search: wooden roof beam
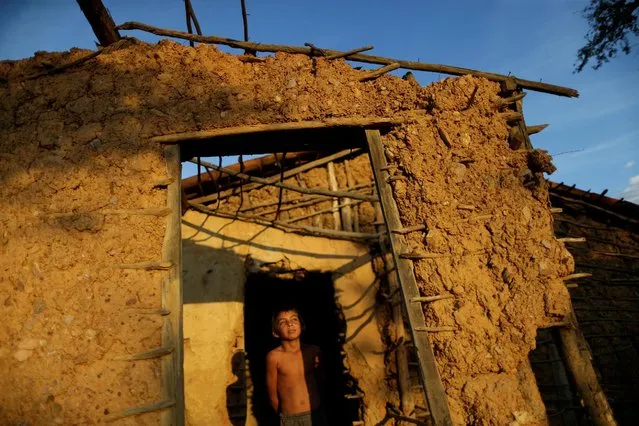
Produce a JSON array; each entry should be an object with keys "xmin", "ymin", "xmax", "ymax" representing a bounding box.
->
[{"xmin": 77, "ymin": 0, "xmax": 120, "ymax": 47}]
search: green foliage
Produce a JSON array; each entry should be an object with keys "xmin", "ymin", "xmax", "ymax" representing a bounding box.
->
[{"xmin": 575, "ymin": 0, "xmax": 639, "ymax": 72}]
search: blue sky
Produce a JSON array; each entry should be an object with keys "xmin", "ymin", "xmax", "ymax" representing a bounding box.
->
[{"xmin": 1, "ymin": 1, "xmax": 637, "ymax": 201}]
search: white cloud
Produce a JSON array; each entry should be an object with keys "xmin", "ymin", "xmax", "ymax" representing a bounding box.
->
[
  {"xmin": 622, "ymin": 174, "xmax": 639, "ymax": 202},
  {"xmin": 625, "ymin": 160, "xmax": 635, "ymax": 169}
]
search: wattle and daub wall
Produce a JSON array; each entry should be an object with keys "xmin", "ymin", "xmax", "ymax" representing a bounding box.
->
[{"xmin": 1, "ymin": 38, "xmax": 572, "ymax": 425}]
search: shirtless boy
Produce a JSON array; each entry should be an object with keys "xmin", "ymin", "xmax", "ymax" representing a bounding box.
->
[{"xmin": 266, "ymin": 307, "xmax": 327, "ymax": 426}]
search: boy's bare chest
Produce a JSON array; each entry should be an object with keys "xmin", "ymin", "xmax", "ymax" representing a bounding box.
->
[{"xmin": 278, "ymin": 352, "xmax": 314, "ymax": 377}]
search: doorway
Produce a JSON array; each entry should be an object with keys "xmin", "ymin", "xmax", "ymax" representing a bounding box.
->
[{"xmin": 243, "ymin": 272, "xmax": 362, "ymax": 426}]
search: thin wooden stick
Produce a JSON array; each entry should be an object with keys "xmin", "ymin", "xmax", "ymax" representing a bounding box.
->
[
  {"xmin": 595, "ymin": 252, "xmax": 639, "ymax": 260},
  {"xmin": 391, "ymin": 224, "xmax": 427, "ymax": 234},
  {"xmin": 549, "ymin": 192, "xmax": 638, "ymax": 225},
  {"xmin": 563, "ymin": 273, "xmax": 593, "ymax": 281},
  {"xmin": 241, "ymin": 183, "xmax": 372, "ymax": 214},
  {"xmin": 115, "ymin": 261, "xmax": 173, "ymax": 270},
  {"xmin": 116, "ymin": 21, "xmax": 579, "ymax": 97},
  {"xmin": 196, "ymin": 159, "xmax": 378, "ymax": 202},
  {"xmin": 240, "ymin": 0, "xmax": 249, "ymax": 42},
  {"xmin": 462, "ymin": 85, "xmax": 479, "ymax": 110},
  {"xmin": 184, "ymin": 0, "xmax": 194, "ymax": 47},
  {"xmin": 189, "ymin": 202, "xmax": 381, "ymax": 241},
  {"xmin": 327, "ymin": 162, "xmax": 342, "ymax": 230},
  {"xmin": 326, "ymin": 45, "xmax": 374, "ymax": 60},
  {"xmin": 400, "ymin": 252, "xmax": 450, "ymax": 260},
  {"xmin": 282, "ymin": 200, "xmax": 364, "ymax": 224},
  {"xmin": 152, "ymin": 118, "xmax": 397, "ymax": 143},
  {"xmin": 498, "ymin": 92, "xmax": 527, "ymax": 105},
  {"xmin": 115, "ymin": 346, "xmax": 174, "ymax": 361},
  {"xmin": 558, "ymin": 237, "xmax": 587, "ymax": 243},
  {"xmin": 105, "ymin": 400, "xmax": 176, "ymax": 422},
  {"xmin": 500, "ymin": 111, "xmax": 523, "ymax": 122},
  {"xmin": 527, "ymin": 124, "xmax": 549, "ymax": 135},
  {"xmin": 187, "ymin": 0, "xmax": 202, "ymax": 36},
  {"xmin": 457, "ymin": 204, "xmax": 475, "ymax": 211},
  {"xmin": 550, "ymin": 207, "xmax": 563, "ymax": 213},
  {"xmin": 23, "ymin": 38, "xmax": 129, "ymax": 81},
  {"xmin": 414, "ymin": 326, "xmax": 456, "ymax": 332},
  {"xmin": 345, "ymin": 159, "xmax": 359, "ymax": 232},
  {"xmin": 190, "ymin": 149, "xmax": 365, "ymax": 205},
  {"xmin": 359, "ymin": 63, "xmax": 401, "ymax": 82},
  {"xmin": 410, "ymin": 294, "xmax": 454, "ymax": 303},
  {"xmin": 435, "ymin": 123, "xmax": 452, "ymax": 148}
]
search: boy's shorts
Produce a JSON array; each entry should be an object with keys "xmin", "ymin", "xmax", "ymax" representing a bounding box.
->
[{"xmin": 280, "ymin": 408, "xmax": 328, "ymax": 426}]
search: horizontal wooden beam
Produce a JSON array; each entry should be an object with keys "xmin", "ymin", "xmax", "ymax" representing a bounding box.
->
[
  {"xmin": 151, "ymin": 117, "xmax": 397, "ymax": 144},
  {"xmin": 117, "ymin": 21, "xmax": 579, "ymax": 98},
  {"xmin": 195, "ymin": 158, "xmax": 378, "ymax": 202}
]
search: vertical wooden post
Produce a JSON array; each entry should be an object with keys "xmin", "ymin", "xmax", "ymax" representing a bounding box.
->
[
  {"xmin": 365, "ymin": 129, "xmax": 452, "ymax": 425},
  {"xmin": 76, "ymin": 0, "xmax": 121, "ymax": 46},
  {"xmin": 558, "ymin": 316, "xmax": 617, "ymax": 426},
  {"xmin": 161, "ymin": 145, "xmax": 185, "ymax": 426},
  {"xmin": 344, "ymin": 160, "xmax": 356, "ymax": 232},
  {"xmin": 374, "ymin": 204, "xmax": 414, "ymax": 416},
  {"xmin": 327, "ymin": 162, "xmax": 342, "ymax": 230}
]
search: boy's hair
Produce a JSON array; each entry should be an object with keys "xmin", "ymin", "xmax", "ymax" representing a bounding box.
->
[{"xmin": 271, "ymin": 305, "xmax": 304, "ymax": 332}]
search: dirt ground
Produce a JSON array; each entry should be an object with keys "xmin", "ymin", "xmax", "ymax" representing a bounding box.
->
[{"xmin": 2, "ymin": 39, "xmax": 573, "ymax": 425}]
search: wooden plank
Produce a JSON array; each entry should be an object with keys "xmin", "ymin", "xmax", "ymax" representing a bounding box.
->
[
  {"xmin": 117, "ymin": 22, "xmax": 579, "ymax": 97},
  {"xmin": 151, "ymin": 118, "xmax": 397, "ymax": 144},
  {"xmin": 76, "ymin": 0, "xmax": 120, "ymax": 46},
  {"xmin": 365, "ymin": 129, "xmax": 452, "ymax": 425},
  {"xmin": 161, "ymin": 145, "xmax": 184, "ymax": 426}
]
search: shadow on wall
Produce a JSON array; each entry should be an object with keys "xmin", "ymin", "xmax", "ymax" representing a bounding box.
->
[
  {"xmin": 182, "ymin": 216, "xmax": 375, "ymax": 305},
  {"xmin": 182, "ymin": 215, "xmax": 380, "ymax": 425}
]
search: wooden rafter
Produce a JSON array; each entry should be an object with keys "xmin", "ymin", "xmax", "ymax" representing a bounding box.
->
[
  {"xmin": 76, "ymin": 0, "xmax": 120, "ymax": 46},
  {"xmin": 117, "ymin": 21, "xmax": 579, "ymax": 97}
]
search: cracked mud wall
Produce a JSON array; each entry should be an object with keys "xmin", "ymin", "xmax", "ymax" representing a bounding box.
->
[{"xmin": 1, "ymin": 38, "xmax": 573, "ymax": 425}]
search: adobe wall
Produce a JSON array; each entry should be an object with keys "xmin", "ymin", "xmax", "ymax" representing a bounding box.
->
[
  {"xmin": 181, "ymin": 210, "xmax": 393, "ymax": 425},
  {"xmin": 553, "ymin": 202, "xmax": 638, "ymax": 424},
  {"xmin": 1, "ymin": 38, "xmax": 573, "ymax": 425}
]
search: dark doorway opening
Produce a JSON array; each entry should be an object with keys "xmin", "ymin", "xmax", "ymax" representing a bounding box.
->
[
  {"xmin": 529, "ymin": 328, "xmax": 588, "ymax": 425},
  {"xmin": 243, "ymin": 271, "xmax": 362, "ymax": 426}
]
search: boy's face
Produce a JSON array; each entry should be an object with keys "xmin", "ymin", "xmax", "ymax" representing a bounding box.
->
[{"xmin": 273, "ymin": 310, "xmax": 302, "ymax": 341}]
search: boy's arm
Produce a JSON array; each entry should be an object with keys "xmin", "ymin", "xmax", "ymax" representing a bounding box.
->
[{"xmin": 265, "ymin": 351, "xmax": 279, "ymax": 413}]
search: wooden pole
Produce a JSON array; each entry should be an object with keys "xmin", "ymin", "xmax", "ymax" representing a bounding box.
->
[
  {"xmin": 116, "ymin": 22, "xmax": 580, "ymax": 97},
  {"xmin": 194, "ymin": 159, "xmax": 378, "ymax": 202},
  {"xmin": 374, "ymin": 204, "xmax": 414, "ymax": 416},
  {"xmin": 190, "ymin": 149, "xmax": 366, "ymax": 205},
  {"xmin": 557, "ymin": 317, "xmax": 618, "ymax": 426},
  {"xmin": 76, "ymin": 0, "xmax": 121, "ymax": 46},
  {"xmin": 345, "ymin": 160, "xmax": 359, "ymax": 232},
  {"xmin": 326, "ymin": 45, "xmax": 374, "ymax": 60},
  {"xmin": 184, "ymin": 0, "xmax": 194, "ymax": 47},
  {"xmin": 366, "ymin": 129, "xmax": 453, "ymax": 425},
  {"xmin": 160, "ymin": 145, "xmax": 184, "ymax": 426},
  {"xmin": 151, "ymin": 117, "xmax": 397, "ymax": 143},
  {"xmin": 327, "ymin": 162, "xmax": 342, "ymax": 230},
  {"xmin": 359, "ymin": 63, "xmax": 401, "ymax": 82},
  {"xmin": 240, "ymin": 0, "xmax": 249, "ymax": 42},
  {"xmin": 189, "ymin": 201, "xmax": 380, "ymax": 241}
]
